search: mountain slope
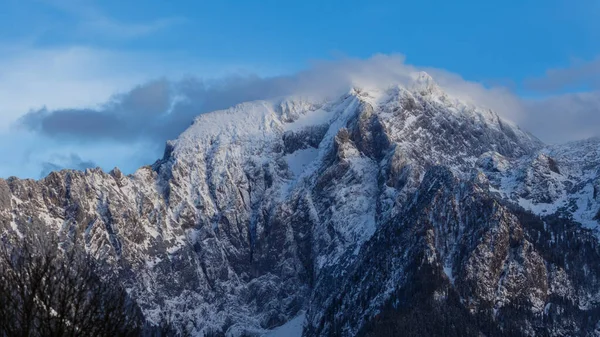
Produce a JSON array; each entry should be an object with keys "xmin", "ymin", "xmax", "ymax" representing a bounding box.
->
[{"xmin": 1, "ymin": 72, "xmax": 599, "ymax": 336}]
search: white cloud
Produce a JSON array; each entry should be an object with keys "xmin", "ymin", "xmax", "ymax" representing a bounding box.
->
[
  {"xmin": 41, "ymin": 0, "xmax": 186, "ymax": 40},
  {"xmin": 525, "ymin": 57, "xmax": 600, "ymax": 92},
  {"xmin": 84, "ymin": 16, "xmax": 187, "ymax": 40}
]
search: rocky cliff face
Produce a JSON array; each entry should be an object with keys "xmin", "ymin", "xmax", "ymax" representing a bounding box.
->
[{"xmin": 1, "ymin": 72, "xmax": 599, "ymax": 336}]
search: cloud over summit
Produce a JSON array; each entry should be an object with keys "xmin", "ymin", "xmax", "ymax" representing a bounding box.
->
[{"xmin": 7, "ymin": 54, "xmax": 600, "ymax": 178}]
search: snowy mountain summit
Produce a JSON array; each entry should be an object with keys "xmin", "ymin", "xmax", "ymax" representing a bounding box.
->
[{"xmin": 1, "ymin": 72, "xmax": 600, "ymax": 336}]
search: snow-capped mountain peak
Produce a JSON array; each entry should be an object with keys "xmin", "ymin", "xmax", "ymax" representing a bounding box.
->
[
  {"xmin": 1, "ymin": 72, "xmax": 599, "ymax": 336},
  {"xmin": 411, "ymin": 70, "xmax": 443, "ymax": 95}
]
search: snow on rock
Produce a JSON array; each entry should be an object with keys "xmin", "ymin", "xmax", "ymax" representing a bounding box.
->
[
  {"xmin": 284, "ymin": 148, "xmax": 320, "ymax": 178},
  {"xmin": 262, "ymin": 312, "xmax": 305, "ymax": 337},
  {"xmin": 481, "ymin": 137, "xmax": 600, "ymax": 235}
]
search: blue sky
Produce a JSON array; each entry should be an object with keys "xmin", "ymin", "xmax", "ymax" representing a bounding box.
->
[
  {"xmin": 3, "ymin": 0, "xmax": 597, "ymax": 87},
  {"xmin": 0, "ymin": 0, "xmax": 599, "ymax": 178}
]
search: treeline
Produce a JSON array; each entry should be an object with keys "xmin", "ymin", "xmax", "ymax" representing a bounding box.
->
[{"xmin": 0, "ymin": 225, "xmax": 142, "ymax": 337}]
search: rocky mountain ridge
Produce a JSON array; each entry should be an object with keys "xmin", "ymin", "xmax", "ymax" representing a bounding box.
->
[{"xmin": 0, "ymin": 72, "xmax": 599, "ymax": 336}]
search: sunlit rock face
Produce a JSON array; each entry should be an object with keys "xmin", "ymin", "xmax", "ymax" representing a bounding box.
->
[{"xmin": 1, "ymin": 73, "xmax": 599, "ymax": 336}]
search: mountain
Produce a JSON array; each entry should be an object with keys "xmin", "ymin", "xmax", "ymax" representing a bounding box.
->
[{"xmin": 1, "ymin": 72, "xmax": 599, "ymax": 336}]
